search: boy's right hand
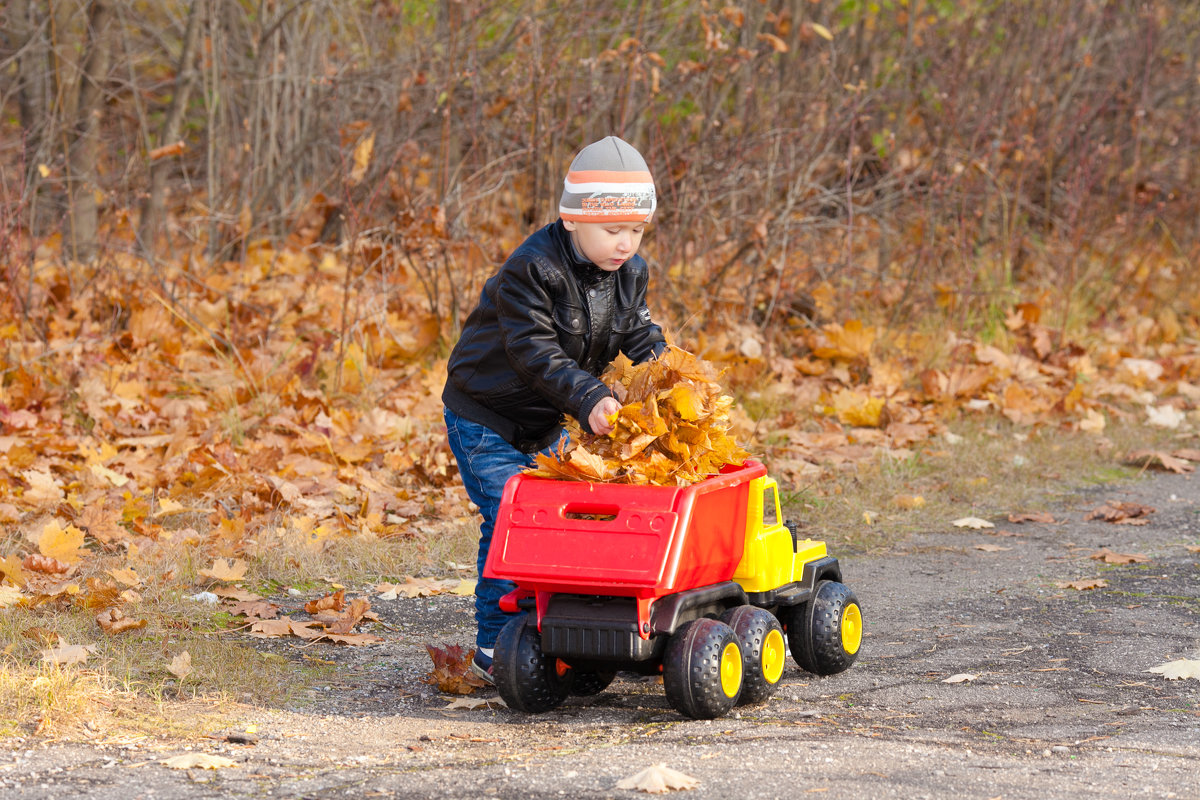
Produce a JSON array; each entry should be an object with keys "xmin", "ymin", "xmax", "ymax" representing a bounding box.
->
[{"xmin": 588, "ymin": 396, "xmax": 622, "ymax": 436}]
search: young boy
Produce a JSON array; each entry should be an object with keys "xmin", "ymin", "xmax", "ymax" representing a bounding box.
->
[{"xmin": 441, "ymin": 136, "xmax": 667, "ymax": 684}]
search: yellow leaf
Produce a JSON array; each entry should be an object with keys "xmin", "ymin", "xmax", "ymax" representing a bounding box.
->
[
  {"xmin": 38, "ymin": 164, "xmax": 51, "ymax": 178},
  {"xmin": 811, "ymin": 23, "xmax": 834, "ymax": 41},
  {"xmin": 831, "ymin": 390, "xmax": 885, "ymax": 428},
  {"xmin": 811, "ymin": 320, "xmax": 874, "ymax": 361},
  {"xmin": 38, "ymin": 521, "xmax": 87, "ymax": 565},
  {"xmin": 892, "ymin": 494, "xmax": 925, "ymax": 510},
  {"xmin": 350, "ymin": 131, "xmax": 375, "ymax": 185},
  {"xmin": 951, "ymin": 517, "xmax": 994, "ymax": 529},
  {"xmin": 106, "ymin": 567, "xmax": 142, "ymax": 587},
  {"xmin": 198, "ymin": 558, "xmax": 248, "ymax": 582}
]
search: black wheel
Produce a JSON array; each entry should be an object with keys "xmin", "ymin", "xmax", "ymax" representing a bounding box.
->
[
  {"xmin": 569, "ymin": 670, "xmax": 616, "ymax": 696},
  {"xmin": 783, "ymin": 580, "xmax": 862, "ymax": 675},
  {"xmin": 720, "ymin": 606, "xmax": 786, "ymax": 705},
  {"xmin": 492, "ymin": 612, "xmax": 570, "ymax": 713},
  {"xmin": 662, "ymin": 618, "xmax": 743, "ymax": 719}
]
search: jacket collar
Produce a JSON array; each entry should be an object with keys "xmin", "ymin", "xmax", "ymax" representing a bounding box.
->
[{"xmin": 551, "ymin": 219, "xmax": 609, "ymax": 286}]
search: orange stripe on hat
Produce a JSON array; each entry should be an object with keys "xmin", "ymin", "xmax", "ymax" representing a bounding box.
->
[{"xmin": 565, "ymin": 169, "xmax": 654, "ymax": 184}]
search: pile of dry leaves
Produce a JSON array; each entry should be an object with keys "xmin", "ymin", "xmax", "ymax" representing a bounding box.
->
[{"xmin": 528, "ymin": 346, "xmax": 750, "ymax": 486}]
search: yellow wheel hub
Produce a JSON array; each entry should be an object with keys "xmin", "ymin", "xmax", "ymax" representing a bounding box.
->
[
  {"xmin": 841, "ymin": 603, "xmax": 863, "ymax": 655},
  {"xmin": 719, "ymin": 642, "xmax": 742, "ymax": 698},
  {"xmin": 761, "ymin": 629, "xmax": 786, "ymax": 684}
]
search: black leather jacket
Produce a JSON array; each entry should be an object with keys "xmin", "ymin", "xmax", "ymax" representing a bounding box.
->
[{"xmin": 442, "ymin": 220, "xmax": 666, "ymax": 452}]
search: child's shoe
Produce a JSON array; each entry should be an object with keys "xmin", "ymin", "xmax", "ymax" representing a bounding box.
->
[{"xmin": 470, "ymin": 649, "xmax": 494, "ymax": 686}]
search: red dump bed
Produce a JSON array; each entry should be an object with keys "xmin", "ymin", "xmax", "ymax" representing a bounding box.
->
[{"xmin": 484, "ymin": 460, "xmax": 764, "ymax": 599}]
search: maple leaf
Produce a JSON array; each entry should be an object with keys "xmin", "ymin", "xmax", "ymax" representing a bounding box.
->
[
  {"xmin": 325, "ymin": 596, "xmax": 371, "ymax": 635},
  {"xmin": 811, "ymin": 319, "xmax": 875, "ymax": 361},
  {"xmin": 830, "ymin": 389, "xmax": 885, "ymax": 428},
  {"xmin": 0, "ymin": 553, "xmax": 28, "ymax": 586},
  {"xmin": 1124, "ymin": 449, "xmax": 1194, "ymax": 474},
  {"xmin": 0, "ymin": 585, "xmax": 25, "ymax": 608},
  {"xmin": 106, "ymin": 567, "xmax": 142, "ymax": 587},
  {"xmin": 199, "ymin": 558, "xmax": 248, "ymax": 582},
  {"xmin": 229, "ymin": 599, "xmax": 279, "ymax": 619},
  {"xmin": 1088, "ymin": 548, "xmax": 1150, "ymax": 565},
  {"xmin": 37, "ymin": 521, "xmax": 86, "ymax": 565},
  {"xmin": 1055, "ymin": 578, "xmax": 1108, "ymax": 590},
  {"xmin": 1146, "ymin": 659, "xmax": 1200, "ymax": 681},
  {"xmin": 96, "ymin": 608, "xmax": 149, "ymax": 634},
  {"xmin": 1084, "ymin": 501, "xmax": 1155, "ymax": 524},
  {"xmin": 23, "ymin": 554, "xmax": 71, "ymax": 575},
  {"xmin": 168, "ymin": 651, "xmax": 193, "ymax": 680},
  {"xmin": 304, "ymin": 589, "xmax": 346, "ymax": 614},
  {"xmin": 41, "ymin": 641, "xmax": 97, "ymax": 665},
  {"xmin": 424, "ymin": 643, "xmax": 485, "ymax": 694},
  {"xmin": 1007, "ymin": 511, "xmax": 1056, "ymax": 524},
  {"xmin": 248, "ymin": 617, "xmax": 294, "ymax": 638},
  {"xmin": 616, "ymin": 763, "xmax": 701, "ymax": 793},
  {"xmin": 942, "ymin": 673, "xmax": 979, "ymax": 683}
]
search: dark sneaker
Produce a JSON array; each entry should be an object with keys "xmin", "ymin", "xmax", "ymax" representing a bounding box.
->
[{"xmin": 470, "ymin": 650, "xmax": 494, "ymax": 686}]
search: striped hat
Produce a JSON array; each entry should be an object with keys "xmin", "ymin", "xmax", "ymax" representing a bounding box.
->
[{"xmin": 559, "ymin": 136, "xmax": 656, "ymax": 223}]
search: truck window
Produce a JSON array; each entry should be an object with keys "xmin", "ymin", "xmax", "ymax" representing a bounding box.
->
[{"xmin": 762, "ymin": 486, "xmax": 779, "ymax": 526}]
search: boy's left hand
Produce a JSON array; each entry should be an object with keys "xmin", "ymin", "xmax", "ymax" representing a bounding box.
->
[{"xmin": 588, "ymin": 396, "xmax": 622, "ymax": 436}]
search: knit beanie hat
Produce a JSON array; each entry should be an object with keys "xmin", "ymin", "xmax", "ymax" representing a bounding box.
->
[{"xmin": 559, "ymin": 136, "xmax": 656, "ymax": 223}]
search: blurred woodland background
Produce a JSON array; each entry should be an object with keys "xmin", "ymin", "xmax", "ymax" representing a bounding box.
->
[{"xmin": 2, "ymin": 0, "xmax": 1199, "ymax": 550}]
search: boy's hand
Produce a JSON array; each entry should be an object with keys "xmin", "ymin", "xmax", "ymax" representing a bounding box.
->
[{"xmin": 588, "ymin": 396, "xmax": 622, "ymax": 436}]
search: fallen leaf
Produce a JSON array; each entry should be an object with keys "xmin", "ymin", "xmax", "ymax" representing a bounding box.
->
[
  {"xmin": 305, "ymin": 590, "xmax": 346, "ymax": 614},
  {"xmin": 325, "ymin": 596, "xmax": 371, "ymax": 635},
  {"xmin": 1124, "ymin": 449, "xmax": 1194, "ymax": 474},
  {"xmin": 444, "ymin": 696, "xmax": 506, "ymax": 710},
  {"xmin": 616, "ymin": 763, "xmax": 701, "ymax": 793},
  {"xmin": 96, "ymin": 608, "xmax": 148, "ymax": 634},
  {"xmin": 0, "ymin": 585, "xmax": 25, "ymax": 608},
  {"xmin": 1088, "ymin": 548, "xmax": 1150, "ymax": 565},
  {"xmin": 1145, "ymin": 404, "xmax": 1185, "ymax": 429},
  {"xmin": 942, "ymin": 673, "xmax": 979, "ymax": 683},
  {"xmin": 106, "ymin": 567, "xmax": 142, "ymax": 587},
  {"xmin": 891, "ymin": 494, "xmax": 926, "ymax": 510},
  {"xmin": 198, "ymin": 558, "xmax": 247, "ymax": 582},
  {"xmin": 1055, "ymin": 579, "xmax": 1108, "ymax": 590},
  {"xmin": 162, "ymin": 753, "xmax": 237, "ymax": 770},
  {"xmin": 1084, "ymin": 501, "xmax": 1155, "ymax": 524},
  {"xmin": 424, "ymin": 643, "xmax": 485, "ymax": 694},
  {"xmin": 952, "ymin": 517, "xmax": 994, "ymax": 529},
  {"xmin": 229, "ymin": 599, "xmax": 279, "ymax": 619},
  {"xmin": 1172, "ymin": 449, "xmax": 1200, "ymax": 463},
  {"xmin": 22, "ymin": 554, "xmax": 71, "ymax": 574},
  {"xmin": 41, "ymin": 642, "xmax": 97, "ymax": 665},
  {"xmin": 1007, "ymin": 511, "xmax": 1056, "ymax": 524},
  {"xmin": 1146, "ymin": 659, "xmax": 1200, "ymax": 680},
  {"xmin": 974, "ymin": 544, "xmax": 1011, "ymax": 552},
  {"xmin": 37, "ymin": 521, "xmax": 87, "ymax": 565},
  {"xmin": 168, "ymin": 651, "xmax": 193, "ymax": 680}
]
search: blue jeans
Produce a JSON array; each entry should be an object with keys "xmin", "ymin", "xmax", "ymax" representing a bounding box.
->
[{"xmin": 443, "ymin": 407, "xmax": 563, "ymax": 650}]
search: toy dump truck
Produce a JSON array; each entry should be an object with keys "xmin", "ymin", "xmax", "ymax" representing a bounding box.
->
[{"xmin": 484, "ymin": 459, "xmax": 862, "ymax": 719}]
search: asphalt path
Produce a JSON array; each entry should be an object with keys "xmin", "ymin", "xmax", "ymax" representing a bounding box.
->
[{"xmin": 3, "ymin": 470, "xmax": 1198, "ymax": 799}]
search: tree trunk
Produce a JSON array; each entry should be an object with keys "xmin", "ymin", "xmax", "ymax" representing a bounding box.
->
[
  {"xmin": 65, "ymin": 0, "xmax": 114, "ymax": 264},
  {"xmin": 137, "ymin": 0, "xmax": 205, "ymax": 255},
  {"xmin": 9, "ymin": 0, "xmax": 57, "ymax": 236}
]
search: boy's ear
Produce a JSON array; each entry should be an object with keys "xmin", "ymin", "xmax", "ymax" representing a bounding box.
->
[{"xmin": 562, "ymin": 219, "xmax": 577, "ymax": 231}]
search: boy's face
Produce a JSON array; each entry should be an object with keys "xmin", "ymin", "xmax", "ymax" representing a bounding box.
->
[{"xmin": 563, "ymin": 218, "xmax": 649, "ymax": 272}]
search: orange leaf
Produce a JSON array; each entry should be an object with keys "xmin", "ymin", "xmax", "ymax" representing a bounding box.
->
[{"xmin": 37, "ymin": 521, "xmax": 86, "ymax": 565}]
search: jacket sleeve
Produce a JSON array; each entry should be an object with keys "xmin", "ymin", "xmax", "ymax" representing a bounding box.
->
[{"xmin": 492, "ymin": 256, "xmax": 612, "ymax": 433}]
